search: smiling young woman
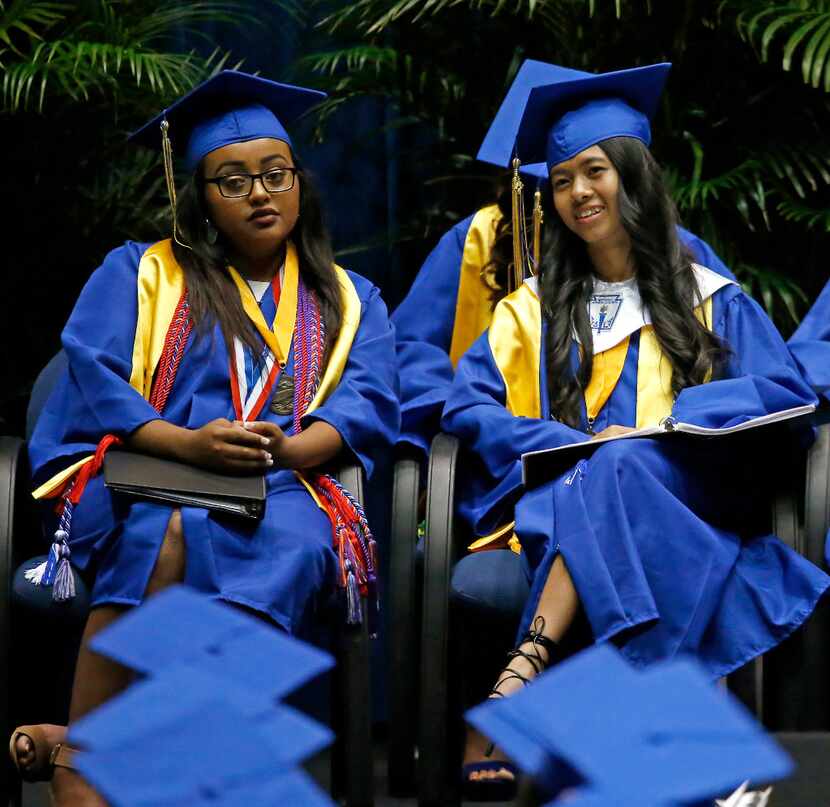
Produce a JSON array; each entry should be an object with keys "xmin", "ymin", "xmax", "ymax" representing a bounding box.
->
[
  {"xmin": 444, "ymin": 63, "xmax": 830, "ymax": 802},
  {"xmin": 11, "ymin": 71, "xmax": 399, "ymax": 806}
]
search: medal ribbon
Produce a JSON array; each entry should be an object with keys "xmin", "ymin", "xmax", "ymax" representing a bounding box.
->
[{"xmin": 227, "ymin": 242, "xmax": 298, "ymax": 422}]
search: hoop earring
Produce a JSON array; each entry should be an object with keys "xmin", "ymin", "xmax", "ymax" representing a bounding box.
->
[{"xmin": 205, "ymin": 219, "xmax": 218, "ymax": 245}]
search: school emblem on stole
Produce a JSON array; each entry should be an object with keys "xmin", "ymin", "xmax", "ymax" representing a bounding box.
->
[{"xmin": 589, "ymin": 293, "xmax": 623, "ymax": 333}]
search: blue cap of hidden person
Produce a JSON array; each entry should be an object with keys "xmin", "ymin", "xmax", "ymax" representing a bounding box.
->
[
  {"xmin": 477, "ymin": 59, "xmax": 591, "ymax": 180},
  {"xmin": 466, "ymin": 644, "xmax": 793, "ymax": 806},
  {"xmin": 511, "ymin": 63, "xmax": 671, "ymax": 173},
  {"xmin": 129, "ymin": 70, "xmax": 327, "ymax": 172}
]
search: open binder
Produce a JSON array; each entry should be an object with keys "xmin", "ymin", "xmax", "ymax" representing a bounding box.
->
[
  {"xmin": 521, "ymin": 403, "xmax": 816, "ymax": 491},
  {"xmin": 104, "ymin": 450, "xmax": 266, "ymax": 520}
]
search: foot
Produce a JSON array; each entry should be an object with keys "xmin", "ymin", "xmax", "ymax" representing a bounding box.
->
[
  {"xmin": 51, "ymin": 765, "xmax": 108, "ymax": 807},
  {"xmin": 462, "ymin": 617, "xmax": 559, "ymax": 793},
  {"xmin": 11, "ymin": 724, "xmax": 66, "ymax": 781}
]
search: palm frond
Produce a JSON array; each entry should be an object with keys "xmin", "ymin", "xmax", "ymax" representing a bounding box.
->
[
  {"xmin": 734, "ymin": 261, "xmax": 808, "ymax": 325},
  {"xmin": 735, "ymin": 0, "xmax": 830, "ymax": 91},
  {"xmin": 2, "ymin": 40, "xmax": 229, "ymax": 111},
  {"xmin": 776, "ymin": 196, "xmax": 830, "ymax": 230},
  {"xmin": 0, "ymin": 0, "xmax": 68, "ymax": 54},
  {"xmin": 295, "ymin": 45, "xmax": 397, "ymax": 77},
  {"xmin": 318, "ymin": 0, "xmax": 613, "ymax": 36}
]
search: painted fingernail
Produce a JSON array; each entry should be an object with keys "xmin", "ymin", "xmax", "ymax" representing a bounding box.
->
[
  {"xmin": 265, "ymin": 458, "xmax": 274, "ymax": 466},
  {"xmin": 260, "ymin": 436, "xmax": 270, "ymax": 446}
]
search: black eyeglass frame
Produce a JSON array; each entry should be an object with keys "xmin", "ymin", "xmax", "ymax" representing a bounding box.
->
[{"xmin": 203, "ymin": 166, "xmax": 299, "ymax": 198}]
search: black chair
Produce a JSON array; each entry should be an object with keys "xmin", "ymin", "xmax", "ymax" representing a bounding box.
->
[
  {"xmin": 386, "ymin": 447, "xmax": 421, "ymax": 795},
  {"xmin": 418, "ymin": 426, "xmax": 830, "ymax": 807},
  {"xmin": 0, "ymin": 353, "xmax": 375, "ymax": 807}
]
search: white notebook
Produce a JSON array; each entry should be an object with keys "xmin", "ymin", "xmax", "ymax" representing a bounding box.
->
[{"xmin": 520, "ymin": 403, "xmax": 816, "ymax": 490}]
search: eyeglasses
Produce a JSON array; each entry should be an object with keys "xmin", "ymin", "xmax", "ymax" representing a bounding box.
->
[{"xmin": 203, "ymin": 166, "xmax": 298, "ymax": 198}]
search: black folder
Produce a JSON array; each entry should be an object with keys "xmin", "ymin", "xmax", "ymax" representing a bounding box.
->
[{"xmin": 104, "ymin": 450, "xmax": 265, "ymax": 520}]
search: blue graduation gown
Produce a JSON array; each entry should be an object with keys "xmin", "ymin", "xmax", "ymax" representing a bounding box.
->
[
  {"xmin": 29, "ymin": 241, "xmax": 399, "ymax": 633},
  {"xmin": 442, "ymin": 280, "xmax": 829, "ymax": 679},
  {"xmin": 789, "ymin": 278, "xmax": 830, "ymax": 401},
  {"xmin": 393, "ymin": 206, "xmax": 737, "ymax": 454}
]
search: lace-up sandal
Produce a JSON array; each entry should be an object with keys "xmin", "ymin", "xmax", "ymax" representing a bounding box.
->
[
  {"xmin": 462, "ymin": 617, "xmax": 560, "ymax": 802},
  {"xmin": 8, "ymin": 724, "xmax": 67, "ymax": 782}
]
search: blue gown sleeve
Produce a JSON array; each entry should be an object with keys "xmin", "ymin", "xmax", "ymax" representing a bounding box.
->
[
  {"xmin": 441, "ymin": 331, "xmax": 586, "ymax": 533},
  {"xmin": 677, "ymin": 226, "xmax": 737, "ymax": 281},
  {"xmin": 672, "ymin": 285, "xmax": 817, "ymax": 428},
  {"xmin": 29, "ymin": 242, "xmax": 162, "ymax": 481},
  {"xmin": 788, "ymin": 279, "xmax": 830, "ymax": 400},
  {"xmin": 303, "ymin": 273, "xmax": 400, "ymax": 479},
  {"xmin": 391, "ymin": 216, "xmax": 473, "ymax": 453}
]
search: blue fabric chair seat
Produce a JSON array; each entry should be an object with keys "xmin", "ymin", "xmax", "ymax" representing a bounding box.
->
[
  {"xmin": 449, "ymin": 549, "xmax": 529, "ymax": 619},
  {"xmin": 12, "ymin": 555, "xmax": 91, "ymax": 625}
]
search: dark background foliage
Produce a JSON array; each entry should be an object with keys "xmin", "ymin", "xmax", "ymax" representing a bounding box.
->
[{"xmin": 2, "ymin": 0, "xmax": 829, "ymax": 433}]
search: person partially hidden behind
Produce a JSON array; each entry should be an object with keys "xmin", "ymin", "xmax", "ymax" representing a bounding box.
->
[
  {"xmin": 10, "ymin": 71, "xmax": 398, "ymax": 806},
  {"xmin": 441, "ymin": 62, "xmax": 830, "ymax": 801}
]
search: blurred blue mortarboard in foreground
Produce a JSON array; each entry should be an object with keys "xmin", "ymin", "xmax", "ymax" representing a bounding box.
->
[
  {"xmin": 476, "ymin": 59, "xmax": 590, "ymax": 180},
  {"xmin": 467, "ymin": 644, "xmax": 793, "ymax": 806},
  {"xmin": 72, "ymin": 689, "xmax": 333, "ymax": 806},
  {"xmin": 512, "ymin": 63, "xmax": 671, "ymax": 173},
  {"xmin": 89, "ymin": 584, "xmax": 333, "ymax": 701},
  {"xmin": 129, "ymin": 70, "xmax": 326, "ymax": 172},
  {"xmin": 69, "ymin": 666, "xmax": 333, "ymax": 763}
]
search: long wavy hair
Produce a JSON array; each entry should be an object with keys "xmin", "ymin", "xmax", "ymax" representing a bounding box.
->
[
  {"xmin": 172, "ymin": 153, "xmax": 342, "ymax": 364},
  {"xmin": 539, "ymin": 136, "xmax": 727, "ymax": 428}
]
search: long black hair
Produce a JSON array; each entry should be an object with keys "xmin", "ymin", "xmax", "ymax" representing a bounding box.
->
[
  {"xmin": 539, "ymin": 136, "xmax": 727, "ymax": 428},
  {"xmin": 172, "ymin": 153, "xmax": 342, "ymax": 364}
]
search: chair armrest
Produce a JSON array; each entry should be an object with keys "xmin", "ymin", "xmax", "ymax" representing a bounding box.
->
[
  {"xmin": 387, "ymin": 447, "xmax": 421, "ymax": 794},
  {"xmin": 334, "ymin": 461, "xmax": 364, "ymax": 506},
  {"xmin": 804, "ymin": 423, "xmax": 830, "ymax": 568},
  {"xmin": 419, "ymin": 432, "xmax": 461, "ymax": 805},
  {"xmin": 0, "ymin": 437, "xmax": 25, "ymax": 579}
]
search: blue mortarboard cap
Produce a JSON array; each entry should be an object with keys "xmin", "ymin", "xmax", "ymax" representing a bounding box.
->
[
  {"xmin": 467, "ymin": 645, "xmax": 793, "ymax": 806},
  {"xmin": 512, "ymin": 63, "xmax": 671, "ymax": 172},
  {"xmin": 73, "ymin": 693, "xmax": 332, "ymax": 806},
  {"xmin": 129, "ymin": 70, "xmax": 326, "ymax": 172},
  {"xmin": 477, "ymin": 59, "xmax": 591, "ymax": 180},
  {"xmin": 89, "ymin": 585, "xmax": 333, "ymax": 700},
  {"xmin": 69, "ymin": 666, "xmax": 333, "ymax": 763}
]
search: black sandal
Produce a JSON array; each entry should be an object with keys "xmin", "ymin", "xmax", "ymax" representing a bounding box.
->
[{"xmin": 462, "ymin": 617, "xmax": 560, "ymax": 802}]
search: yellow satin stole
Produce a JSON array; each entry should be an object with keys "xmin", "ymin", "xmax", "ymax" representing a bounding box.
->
[{"xmin": 34, "ymin": 240, "xmax": 361, "ymax": 499}]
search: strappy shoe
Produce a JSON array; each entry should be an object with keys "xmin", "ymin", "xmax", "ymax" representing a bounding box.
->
[
  {"xmin": 462, "ymin": 617, "xmax": 560, "ymax": 802},
  {"xmin": 8, "ymin": 724, "xmax": 67, "ymax": 782}
]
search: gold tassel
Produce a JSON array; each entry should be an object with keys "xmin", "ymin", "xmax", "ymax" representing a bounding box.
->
[
  {"xmin": 532, "ymin": 185, "xmax": 543, "ymax": 275},
  {"xmin": 160, "ymin": 119, "xmax": 191, "ymax": 251},
  {"xmin": 510, "ymin": 157, "xmax": 525, "ymax": 294}
]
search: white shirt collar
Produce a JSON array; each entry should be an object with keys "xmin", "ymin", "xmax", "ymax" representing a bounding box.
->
[{"xmin": 523, "ymin": 264, "xmax": 735, "ymax": 354}]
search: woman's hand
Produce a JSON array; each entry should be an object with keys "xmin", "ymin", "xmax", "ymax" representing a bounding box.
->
[
  {"xmin": 591, "ymin": 425, "xmax": 637, "ymax": 441},
  {"xmin": 130, "ymin": 417, "xmax": 272, "ymax": 474},
  {"xmin": 243, "ymin": 420, "xmax": 343, "ymax": 470}
]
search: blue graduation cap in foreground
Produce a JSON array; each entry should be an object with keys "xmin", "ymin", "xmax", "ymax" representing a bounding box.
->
[
  {"xmin": 477, "ymin": 59, "xmax": 590, "ymax": 180},
  {"xmin": 467, "ymin": 645, "xmax": 793, "ymax": 806},
  {"xmin": 129, "ymin": 70, "xmax": 326, "ymax": 171},
  {"xmin": 89, "ymin": 585, "xmax": 333, "ymax": 701},
  {"xmin": 512, "ymin": 63, "xmax": 671, "ymax": 172},
  {"xmin": 69, "ymin": 666, "xmax": 333, "ymax": 763},
  {"xmin": 73, "ymin": 690, "xmax": 333, "ymax": 807}
]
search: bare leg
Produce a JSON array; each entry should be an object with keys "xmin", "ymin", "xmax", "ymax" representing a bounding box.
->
[
  {"xmin": 51, "ymin": 511, "xmax": 186, "ymax": 807},
  {"xmin": 464, "ymin": 554, "xmax": 580, "ymax": 783}
]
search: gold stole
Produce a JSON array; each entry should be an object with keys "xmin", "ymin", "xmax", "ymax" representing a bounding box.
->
[
  {"xmin": 469, "ymin": 284, "xmax": 714, "ymax": 552},
  {"xmin": 34, "ymin": 239, "xmax": 361, "ymax": 500},
  {"xmin": 448, "ymin": 205, "xmax": 504, "ymax": 369}
]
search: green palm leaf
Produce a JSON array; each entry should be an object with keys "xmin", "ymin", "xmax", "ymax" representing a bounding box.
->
[{"xmin": 734, "ymin": 0, "xmax": 830, "ymax": 91}]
